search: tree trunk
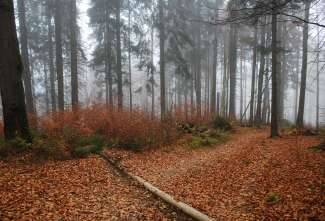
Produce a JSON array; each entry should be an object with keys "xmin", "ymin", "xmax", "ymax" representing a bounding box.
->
[
  {"xmin": 17, "ymin": 0, "xmax": 35, "ymax": 114},
  {"xmin": 116, "ymin": 0, "xmax": 123, "ymax": 110},
  {"xmin": 0, "ymin": 0, "xmax": 31, "ymax": 141},
  {"xmin": 70, "ymin": 0, "xmax": 78, "ymax": 108},
  {"xmin": 316, "ymin": 25, "xmax": 320, "ymax": 131},
  {"xmin": 55, "ymin": 0, "xmax": 64, "ymax": 111},
  {"xmin": 159, "ymin": 0, "xmax": 166, "ymax": 118},
  {"xmin": 46, "ymin": 2, "xmax": 57, "ymax": 112},
  {"xmin": 297, "ymin": 1, "xmax": 311, "ymax": 128},
  {"xmin": 249, "ymin": 26, "xmax": 257, "ymax": 126},
  {"xmin": 271, "ymin": 7, "xmax": 279, "ymax": 137},
  {"xmin": 104, "ymin": 3, "xmax": 113, "ymax": 107},
  {"xmin": 228, "ymin": 22, "xmax": 238, "ymax": 119},
  {"xmin": 210, "ymin": 8, "xmax": 218, "ymax": 115},
  {"xmin": 128, "ymin": 0, "xmax": 132, "ymax": 112},
  {"xmin": 255, "ymin": 17, "xmax": 266, "ymax": 125}
]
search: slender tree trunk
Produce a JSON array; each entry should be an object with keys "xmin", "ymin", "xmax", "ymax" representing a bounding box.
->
[
  {"xmin": 294, "ymin": 48, "xmax": 300, "ymax": 120},
  {"xmin": 46, "ymin": 3, "xmax": 56, "ymax": 112},
  {"xmin": 255, "ymin": 17, "xmax": 266, "ymax": 125},
  {"xmin": 43, "ymin": 62, "xmax": 50, "ymax": 113},
  {"xmin": 221, "ymin": 29, "xmax": 228, "ymax": 116},
  {"xmin": 297, "ymin": 0, "xmax": 311, "ymax": 128},
  {"xmin": 104, "ymin": 4, "xmax": 113, "ymax": 107},
  {"xmin": 211, "ymin": 8, "xmax": 218, "ymax": 115},
  {"xmin": 159, "ymin": 0, "xmax": 166, "ymax": 118},
  {"xmin": 249, "ymin": 26, "xmax": 258, "ymax": 126},
  {"xmin": 128, "ymin": 0, "xmax": 132, "ymax": 111},
  {"xmin": 240, "ymin": 46, "xmax": 243, "ymax": 123},
  {"xmin": 17, "ymin": 0, "xmax": 35, "ymax": 114},
  {"xmin": 0, "ymin": 0, "xmax": 31, "ymax": 141},
  {"xmin": 262, "ymin": 56, "xmax": 270, "ymax": 124},
  {"xmin": 55, "ymin": 0, "xmax": 64, "ymax": 111},
  {"xmin": 228, "ymin": 22, "xmax": 238, "ymax": 118},
  {"xmin": 316, "ymin": 25, "xmax": 320, "ymax": 131},
  {"xmin": 151, "ymin": 17, "xmax": 155, "ymax": 119},
  {"xmin": 271, "ymin": 7, "xmax": 279, "ymax": 137},
  {"xmin": 70, "ymin": 0, "xmax": 78, "ymax": 108},
  {"xmin": 116, "ymin": 0, "xmax": 123, "ymax": 110}
]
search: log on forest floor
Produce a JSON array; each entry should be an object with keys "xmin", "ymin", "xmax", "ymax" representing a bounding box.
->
[{"xmin": 100, "ymin": 153, "xmax": 214, "ymax": 221}]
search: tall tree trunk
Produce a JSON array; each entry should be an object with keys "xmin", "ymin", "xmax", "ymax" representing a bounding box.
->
[
  {"xmin": 294, "ymin": 48, "xmax": 300, "ymax": 120},
  {"xmin": 46, "ymin": 2, "xmax": 56, "ymax": 112},
  {"xmin": 297, "ymin": 0, "xmax": 311, "ymax": 128},
  {"xmin": 221, "ymin": 30, "xmax": 228, "ymax": 116},
  {"xmin": 271, "ymin": 6, "xmax": 279, "ymax": 137},
  {"xmin": 316, "ymin": 25, "xmax": 320, "ymax": 131},
  {"xmin": 116, "ymin": 0, "xmax": 123, "ymax": 110},
  {"xmin": 262, "ymin": 58, "xmax": 270, "ymax": 124},
  {"xmin": 159, "ymin": 0, "xmax": 166, "ymax": 118},
  {"xmin": 0, "ymin": 0, "xmax": 31, "ymax": 141},
  {"xmin": 104, "ymin": 3, "xmax": 113, "ymax": 107},
  {"xmin": 70, "ymin": 0, "xmax": 78, "ymax": 108},
  {"xmin": 128, "ymin": 0, "xmax": 132, "ymax": 112},
  {"xmin": 151, "ymin": 16, "xmax": 155, "ymax": 119},
  {"xmin": 239, "ymin": 47, "xmax": 240, "ymax": 124},
  {"xmin": 228, "ymin": 22, "xmax": 238, "ymax": 118},
  {"xmin": 249, "ymin": 26, "xmax": 257, "ymax": 126},
  {"xmin": 210, "ymin": 8, "xmax": 218, "ymax": 115},
  {"xmin": 55, "ymin": 0, "xmax": 64, "ymax": 111},
  {"xmin": 17, "ymin": 0, "xmax": 35, "ymax": 114},
  {"xmin": 255, "ymin": 17, "xmax": 266, "ymax": 125}
]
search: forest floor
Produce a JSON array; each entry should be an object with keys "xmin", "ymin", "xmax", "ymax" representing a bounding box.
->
[
  {"xmin": 0, "ymin": 156, "xmax": 193, "ymax": 221},
  {"xmin": 0, "ymin": 127, "xmax": 324, "ymax": 221},
  {"xmin": 106, "ymin": 127, "xmax": 325, "ymax": 220}
]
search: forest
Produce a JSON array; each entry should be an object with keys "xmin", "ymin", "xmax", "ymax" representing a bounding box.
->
[{"xmin": 0, "ymin": 0, "xmax": 324, "ymax": 220}]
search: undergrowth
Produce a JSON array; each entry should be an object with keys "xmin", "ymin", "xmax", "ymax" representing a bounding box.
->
[{"xmin": 0, "ymin": 106, "xmax": 233, "ymax": 159}]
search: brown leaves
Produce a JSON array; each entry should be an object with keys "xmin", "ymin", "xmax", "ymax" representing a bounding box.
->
[
  {"xmin": 0, "ymin": 156, "xmax": 191, "ymax": 220},
  {"xmin": 112, "ymin": 127, "xmax": 325, "ymax": 220}
]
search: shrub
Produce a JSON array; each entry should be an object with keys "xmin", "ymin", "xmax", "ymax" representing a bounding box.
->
[
  {"xmin": 0, "ymin": 137, "xmax": 31, "ymax": 158},
  {"xmin": 212, "ymin": 116, "xmax": 232, "ymax": 131},
  {"xmin": 265, "ymin": 192, "xmax": 280, "ymax": 205}
]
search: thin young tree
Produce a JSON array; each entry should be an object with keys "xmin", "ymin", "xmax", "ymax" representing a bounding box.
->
[
  {"xmin": 70, "ymin": 0, "xmax": 79, "ymax": 108},
  {"xmin": 297, "ymin": 0, "xmax": 311, "ymax": 128},
  {"xmin": 159, "ymin": 0, "xmax": 166, "ymax": 118},
  {"xmin": 116, "ymin": 0, "xmax": 123, "ymax": 110},
  {"xmin": 271, "ymin": 1, "xmax": 279, "ymax": 137},
  {"xmin": 55, "ymin": 0, "xmax": 64, "ymax": 111}
]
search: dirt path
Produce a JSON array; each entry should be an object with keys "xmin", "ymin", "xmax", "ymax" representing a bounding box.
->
[
  {"xmin": 108, "ymin": 127, "xmax": 325, "ymax": 220},
  {"xmin": 0, "ymin": 156, "xmax": 193, "ymax": 221}
]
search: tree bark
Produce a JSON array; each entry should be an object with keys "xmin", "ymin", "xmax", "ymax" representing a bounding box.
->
[
  {"xmin": 249, "ymin": 26, "xmax": 257, "ymax": 126},
  {"xmin": 210, "ymin": 6, "xmax": 218, "ymax": 115},
  {"xmin": 70, "ymin": 0, "xmax": 78, "ymax": 108},
  {"xmin": 159, "ymin": 0, "xmax": 166, "ymax": 118},
  {"xmin": 17, "ymin": 0, "xmax": 35, "ymax": 114},
  {"xmin": 297, "ymin": 0, "xmax": 311, "ymax": 128},
  {"xmin": 46, "ymin": 1, "xmax": 57, "ymax": 112},
  {"xmin": 271, "ymin": 6, "xmax": 279, "ymax": 137},
  {"xmin": 228, "ymin": 22, "xmax": 238, "ymax": 119},
  {"xmin": 255, "ymin": 17, "xmax": 267, "ymax": 125},
  {"xmin": 128, "ymin": 0, "xmax": 132, "ymax": 112},
  {"xmin": 0, "ymin": 0, "xmax": 31, "ymax": 141},
  {"xmin": 55, "ymin": 0, "xmax": 64, "ymax": 111},
  {"xmin": 116, "ymin": 0, "xmax": 123, "ymax": 110}
]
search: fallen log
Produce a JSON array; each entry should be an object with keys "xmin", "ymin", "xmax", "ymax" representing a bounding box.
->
[{"xmin": 100, "ymin": 153, "xmax": 214, "ymax": 221}]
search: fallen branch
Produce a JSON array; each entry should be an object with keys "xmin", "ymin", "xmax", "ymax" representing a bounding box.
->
[{"xmin": 100, "ymin": 153, "xmax": 214, "ymax": 221}]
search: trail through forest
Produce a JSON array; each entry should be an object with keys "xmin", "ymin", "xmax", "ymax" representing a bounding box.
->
[
  {"xmin": 0, "ymin": 127, "xmax": 324, "ymax": 220},
  {"xmin": 0, "ymin": 157, "xmax": 193, "ymax": 221},
  {"xmin": 107, "ymin": 127, "xmax": 325, "ymax": 220}
]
